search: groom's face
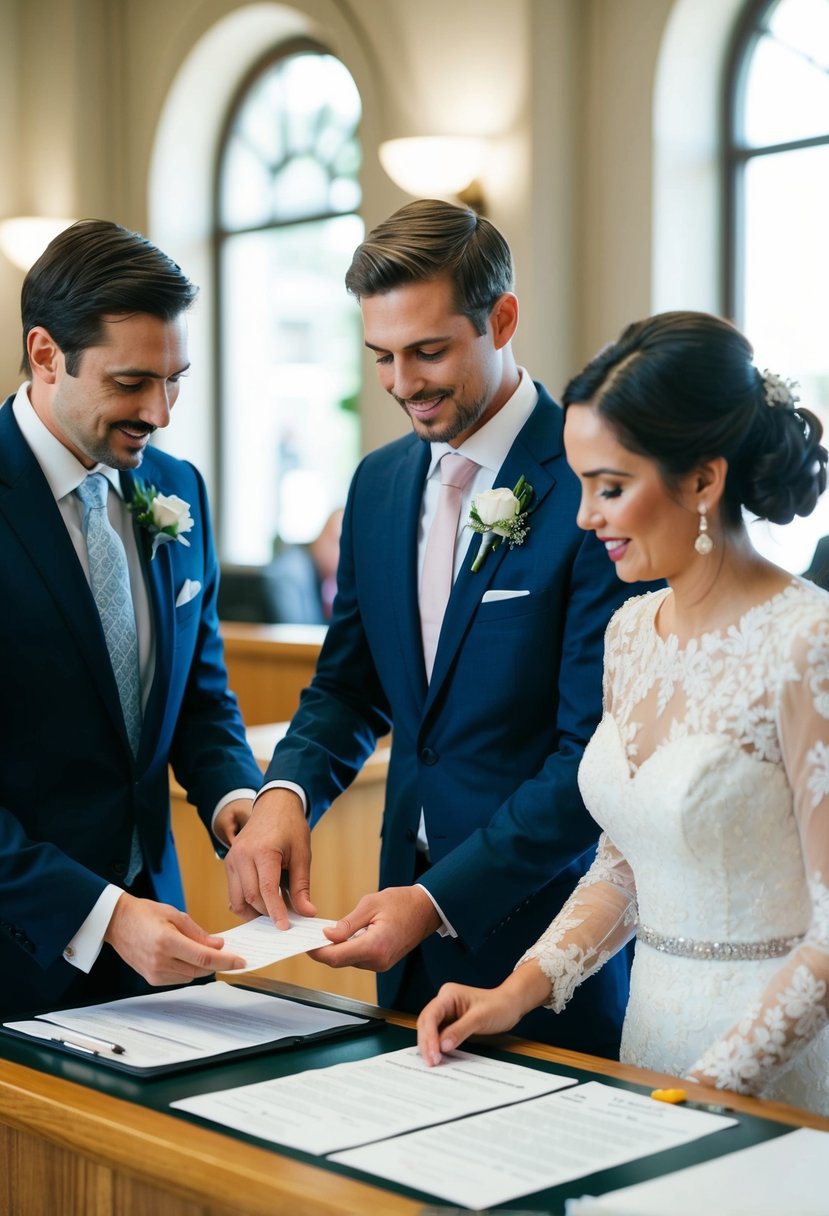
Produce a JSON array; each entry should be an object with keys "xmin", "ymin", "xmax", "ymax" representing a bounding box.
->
[
  {"xmin": 361, "ymin": 274, "xmax": 516, "ymax": 447},
  {"xmin": 32, "ymin": 312, "xmax": 190, "ymax": 470}
]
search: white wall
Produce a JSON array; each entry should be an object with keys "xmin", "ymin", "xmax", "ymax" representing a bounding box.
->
[{"xmin": 0, "ymin": 0, "xmax": 736, "ymax": 478}]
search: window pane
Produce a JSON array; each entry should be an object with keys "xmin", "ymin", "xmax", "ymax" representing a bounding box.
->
[
  {"xmin": 220, "ymin": 216, "xmax": 364, "ymax": 564},
  {"xmin": 220, "ymin": 139, "xmax": 275, "ymax": 231},
  {"xmin": 220, "ymin": 52, "xmax": 362, "ymax": 230},
  {"xmin": 744, "ymin": 0, "xmax": 829, "ymax": 147},
  {"xmin": 742, "ymin": 145, "xmax": 829, "ymax": 571}
]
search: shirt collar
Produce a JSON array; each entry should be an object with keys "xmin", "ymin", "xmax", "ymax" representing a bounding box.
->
[
  {"xmin": 426, "ymin": 368, "xmax": 538, "ymax": 480},
  {"xmin": 12, "ymin": 383, "xmax": 124, "ymax": 502}
]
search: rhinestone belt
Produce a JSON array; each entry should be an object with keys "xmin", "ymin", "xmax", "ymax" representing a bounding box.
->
[{"xmin": 638, "ymin": 925, "xmax": 803, "ymax": 961}]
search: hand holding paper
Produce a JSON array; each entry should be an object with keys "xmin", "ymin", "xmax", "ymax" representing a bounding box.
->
[
  {"xmin": 310, "ymin": 886, "xmax": 441, "ymax": 973},
  {"xmin": 105, "ymin": 894, "xmax": 247, "ymax": 985}
]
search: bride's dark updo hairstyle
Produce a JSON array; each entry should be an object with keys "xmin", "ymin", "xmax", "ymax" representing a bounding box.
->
[{"xmin": 562, "ymin": 310, "xmax": 827, "ymax": 528}]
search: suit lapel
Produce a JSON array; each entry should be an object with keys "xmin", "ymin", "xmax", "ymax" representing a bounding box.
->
[
  {"xmin": 423, "ymin": 394, "xmax": 562, "ymax": 714},
  {"xmin": 389, "ymin": 439, "xmax": 432, "ymax": 704},
  {"xmin": 0, "ymin": 401, "xmax": 133, "ymax": 755},
  {"xmin": 121, "ymin": 467, "xmax": 174, "ymax": 765}
]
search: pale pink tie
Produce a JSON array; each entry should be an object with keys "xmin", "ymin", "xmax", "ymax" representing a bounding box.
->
[{"xmin": 420, "ymin": 453, "xmax": 479, "ymax": 679}]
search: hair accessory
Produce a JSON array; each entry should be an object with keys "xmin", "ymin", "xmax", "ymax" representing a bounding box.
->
[
  {"xmin": 694, "ymin": 502, "xmax": 713, "ymax": 556},
  {"xmin": 761, "ymin": 369, "xmax": 799, "ymax": 410}
]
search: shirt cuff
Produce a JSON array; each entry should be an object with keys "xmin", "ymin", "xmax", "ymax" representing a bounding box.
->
[
  {"xmin": 63, "ymin": 885, "xmax": 124, "ymax": 973},
  {"xmin": 254, "ymin": 780, "xmax": 309, "ymax": 818},
  {"xmin": 415, "ymin": 883, "xmax": 457, "ymax": 939},
  {"xmin": 210, "ymin": 788, "xmax": 258, "ymax": 844}
]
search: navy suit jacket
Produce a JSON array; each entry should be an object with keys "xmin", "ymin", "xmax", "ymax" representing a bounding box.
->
[
  {"xmin": 265, "ymin": 385, "xmax": 654, "ymax": 1053},
  {"xmin": 0, "ymin": 395, "xmax": 262, "ymax": 1015}
]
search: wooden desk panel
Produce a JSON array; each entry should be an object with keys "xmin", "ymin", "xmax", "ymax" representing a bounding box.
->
[
  {"xmin": 220, "ymin": 623, "xmax": 325, "ymax": 725},
  {"xmin": 171, "ymin": 724, "xmax": 388, "ymax": 1004}
]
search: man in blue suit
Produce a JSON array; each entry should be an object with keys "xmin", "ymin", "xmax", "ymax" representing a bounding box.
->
[
  {"xmin": 227, "ymin": 201, "xmax": 650, "ymax": 1055},
  {"xmin": 0, "ymin": 221, "xmax": 260, "ymax": 1018}
]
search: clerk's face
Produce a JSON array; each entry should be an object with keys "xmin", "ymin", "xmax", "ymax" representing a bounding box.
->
[
  {"xmin": 360, "ymin": 275, "xmax": 517, "ymax": 448},
  {"xmin": 30, "ymin": 312, "xmax": 190, "ymax": 470}
]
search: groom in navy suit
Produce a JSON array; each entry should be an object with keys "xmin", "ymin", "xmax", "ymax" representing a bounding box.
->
[
  {"xmin": 227, "ymin": 201, "xmax": 651, "ymax": 1055},
  {"xmin": 0, "ymin": 221, "xmax": 261, "ymax": 1018}
]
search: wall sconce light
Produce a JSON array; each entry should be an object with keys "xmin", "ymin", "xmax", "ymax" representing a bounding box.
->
[
  {"xmin": 0, "ymin": 216, "xmax": 76, "ymax": 272},
  {"xmin": 378, "ymin": 137, "xmax": 488, "ymax": 213}
]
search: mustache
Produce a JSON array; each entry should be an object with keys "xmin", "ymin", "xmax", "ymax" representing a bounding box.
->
[{"xmin": 113, "ymin": 421, "xmax": 157, "ymax": 434}]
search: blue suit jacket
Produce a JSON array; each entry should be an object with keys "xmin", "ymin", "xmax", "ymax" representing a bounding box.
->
[
  {"xmin": 265, "ymin": 385, "xmax": 654, "ymax": 1053},
  {"xmin": 0, "ymin": 396, "xmax": 262, "ymax": 1015}
]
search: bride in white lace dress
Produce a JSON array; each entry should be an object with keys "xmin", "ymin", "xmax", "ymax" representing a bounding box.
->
[{"xmin": 417, "ymin": 312, "xmax": 829, "ymax": 1115}]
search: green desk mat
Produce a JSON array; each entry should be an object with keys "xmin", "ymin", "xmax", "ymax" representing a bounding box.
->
[{"xmin": 1, "ymin": 1004, "xmax": 792, "ymax": 1213}]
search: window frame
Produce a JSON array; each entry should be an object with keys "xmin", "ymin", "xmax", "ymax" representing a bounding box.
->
[
  {"xmin": 211, "ymin": 37, "xmax": 361, "ymax": 556},
  {"xmin": 723, "ymin": 0, "xmax": 829, "ymax": 322}
]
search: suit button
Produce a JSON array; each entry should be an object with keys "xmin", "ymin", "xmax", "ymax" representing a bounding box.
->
[
  {"xmin": 420, "ymin": 747, "xmax": 438, "ymax": 766},
  {"xmin": 405, "ymin": 828, "xmax": 416, "ymax": 843},
  {"xmin": 112, "ymin": 861, "xmax": 128, "ymax": 878}
]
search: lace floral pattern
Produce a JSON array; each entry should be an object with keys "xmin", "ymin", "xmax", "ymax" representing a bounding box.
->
[
  {"xmin": 517, "ymin": 837, "xmax": 638, "ymax": 1012},
  {"xmin": 518, "ymin": 578, "xmax": 829, "ymax": 1112}
]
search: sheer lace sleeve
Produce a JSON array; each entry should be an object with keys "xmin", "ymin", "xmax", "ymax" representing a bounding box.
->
[
  {"xmin": 688, "ymin": 610, "xmax": 829, "ymax": 1094},
  {"xmin": 515, "ymin": 833, "xmax": 638, "ymax": 1012}
]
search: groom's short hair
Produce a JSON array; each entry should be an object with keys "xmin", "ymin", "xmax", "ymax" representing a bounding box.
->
[
  {"xmin": 345, "ymin": 199, "xmax": 514, "ymax": 336},
  {"xmin": 21, "ymin": 219, "xmax": 197, "ymax": 376}
]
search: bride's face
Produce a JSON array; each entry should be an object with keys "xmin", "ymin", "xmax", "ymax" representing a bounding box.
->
[{"xmin": 563, "ymin": 403, "xmax": 699, "ymax": 584}]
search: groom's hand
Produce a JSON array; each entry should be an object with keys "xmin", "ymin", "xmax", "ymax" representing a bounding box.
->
[
  {"xmin": 310, "ymin": 886, "xmax": 441, "ymax": 972},
  {"xmin": 224, "ymin": 788, "xmax": 317, "ymax": 927}
]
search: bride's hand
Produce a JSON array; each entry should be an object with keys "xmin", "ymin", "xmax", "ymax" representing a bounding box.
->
[{"xmin": 417, "ymin": 982, "xmax": 519, "ymax": 1065}]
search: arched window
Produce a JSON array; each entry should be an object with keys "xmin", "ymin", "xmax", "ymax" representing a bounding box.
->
[
  {"xmin": 215, "ymin": 43, "xmax": 364, "ymax": 565},
  {"xmin": 725, "ymin": 0, "xmax": 829, "ymax": 573}
]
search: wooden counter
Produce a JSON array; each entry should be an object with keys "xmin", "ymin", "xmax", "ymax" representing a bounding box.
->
[
  {"xmin": 171, "ymin": 723, "xmax": 388, "ymax": 1003},
  {"xmin": 220, "ymin": 622, "xmax": 326, "ymax": 725},
  {"xmin": 2, "ymin": 978, "xmax": 827, "ymax": 1216}
]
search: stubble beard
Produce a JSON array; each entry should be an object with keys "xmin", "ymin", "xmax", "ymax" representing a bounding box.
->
[{"xmin": 395, "ymin": 389, "xmax": 490, "ymax": 445}]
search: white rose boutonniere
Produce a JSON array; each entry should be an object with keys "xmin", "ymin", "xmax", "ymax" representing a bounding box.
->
[
  {"xmin": 468, "ymin": 474, "xmax": 533, "ymax": 572},
  {"xmin": 128, "ymin": 478, "xmax": 194, "ymax": 560}
]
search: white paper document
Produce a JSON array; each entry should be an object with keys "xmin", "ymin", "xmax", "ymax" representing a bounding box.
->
[
  {"xmin": 331, "ymin": 1080, "xmax": 737, "ymax": 1210},
  {"xmin": 4, "ymin": 982, "xmax": 368, "ymax": 1070},
  {"xmin": 171, "ymin": 1046, "xmax": 575, "ymax": 1154},
  {"xmin": 214, "ymin": 913, "xmax": 336, "ymax": 973},
  {"xmin": 564, "ymin": 1126, "xmax": 829, "ymax": 1216}
]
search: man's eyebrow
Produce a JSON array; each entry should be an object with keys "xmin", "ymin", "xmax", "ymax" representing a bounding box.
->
[
  {"xmin": 108, "ymin": 363, "xmax": 191, "ymax": 378},
  {"xmin": 364, "ymin": 336, "xmax": 452, "ymax": 352}
]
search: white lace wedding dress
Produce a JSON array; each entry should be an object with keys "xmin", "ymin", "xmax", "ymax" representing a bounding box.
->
[{"xmin": 520, "ymin": 579, "xmax": 829, "ymax": 1114}]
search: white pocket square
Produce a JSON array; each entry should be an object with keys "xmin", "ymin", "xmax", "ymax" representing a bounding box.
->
[
  {"xmin": 481, "ymin": 589, "xmax": 530, "ymax": 603},
  {"xmin": 175, "ymin": 579, "xmax": 202, "ymax": 608}
]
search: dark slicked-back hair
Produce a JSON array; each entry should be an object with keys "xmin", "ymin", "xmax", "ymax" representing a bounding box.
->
[
  {"xmin": 21, "ymin": 219, "xmax": 198, "ymax": 375},
  {"xmin": 563, "ymin": 310, "xmax": 827, "ymax": 528},
  {"xmin": 345, "ymin": 199, "xmax": 513, "ymax": 335}
]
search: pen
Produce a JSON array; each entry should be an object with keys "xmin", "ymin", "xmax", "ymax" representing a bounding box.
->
[
  {"xmin": 40, "ymin": 1022, "xmax": 126, "ymax": 1054},
  {"xmin": 50, "ymin": 1037, "xmax": 100, "ymax": 1056}
]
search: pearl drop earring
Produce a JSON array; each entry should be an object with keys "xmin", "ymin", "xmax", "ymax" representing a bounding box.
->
[{"xmin": 694, "ymin": 503, "xmax": 713, "ymax": 556}]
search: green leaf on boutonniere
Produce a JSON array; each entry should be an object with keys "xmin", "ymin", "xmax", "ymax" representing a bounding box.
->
[{"xmin": 127, "ymin": 478, "xmax": 194, "ymax": 560}]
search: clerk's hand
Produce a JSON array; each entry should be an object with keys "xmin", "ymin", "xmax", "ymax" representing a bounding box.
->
[
  {"xmin": 104, "ymin": 893, "xmax": 247, "ymax": 985},
  {"xmin": 223, "ymin": 788, "xmax": 316, "ymax": 927},
  {"xmin": 309, "ymin": 886, "xmax": 441, "ymax": 972}
]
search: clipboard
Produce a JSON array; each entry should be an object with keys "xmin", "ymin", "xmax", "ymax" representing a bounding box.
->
[{"xmin": 0, "ymin": 981, "xmax": 384, "ymax": 1078}]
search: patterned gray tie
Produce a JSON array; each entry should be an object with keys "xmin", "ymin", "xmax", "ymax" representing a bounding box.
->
[{"xmin": 76, "ymin": 473, "xmax": 143, "ymax": 883}]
